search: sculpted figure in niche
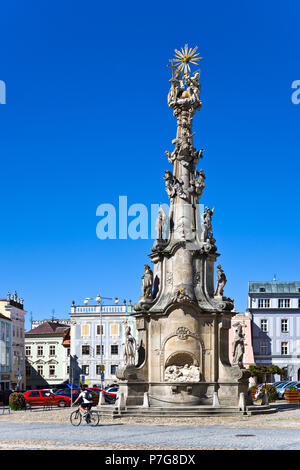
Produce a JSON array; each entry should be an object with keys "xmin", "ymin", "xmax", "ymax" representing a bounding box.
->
[
  {"xmin": 141, "ymin": 264, "xmax": 153, "ymax": 300},
  {"xmin": 232, "ymin": 323, "xmax": 245, "ymax": 368},
  {"xmin": 155, "ymin": 206, "xmax": 167, "ymax": 240},
  {"xmin": 123, "ymin": 326, "xmax": 137, "ymax": 367}
]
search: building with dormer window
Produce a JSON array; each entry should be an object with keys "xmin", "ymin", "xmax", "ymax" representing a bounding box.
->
[{"xmin": 25, "ymin": 321, "xmax": 70, "ymax": 389}]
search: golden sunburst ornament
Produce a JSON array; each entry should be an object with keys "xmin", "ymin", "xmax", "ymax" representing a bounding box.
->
[{"xmin": 173, "ymin": 44, "xmax": 203, "ymax": 77}]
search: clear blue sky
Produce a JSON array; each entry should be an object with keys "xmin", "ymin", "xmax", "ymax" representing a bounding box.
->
[{"xmin": 0, "ymin": 0, "xmax": 299, "ymax": 330}]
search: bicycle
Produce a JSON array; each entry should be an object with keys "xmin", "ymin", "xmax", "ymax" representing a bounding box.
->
[{"xmin": 70, "ymin": 406, "xmax": 100, "ymax": 426}]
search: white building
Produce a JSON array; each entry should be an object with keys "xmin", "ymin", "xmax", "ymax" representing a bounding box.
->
[
  {"xmin": 70, "ymin": 300, "xmax": 136, "ymax": 387},
  {"xmin": 248, "ymin": 281, "xmax": 300, "ymax": 381},
  {"xmin": 0, "ymin": 313, "xmax": 12, "ymax": 391},
  {"xmin": 25, "ymin": 321, "xmax": 70, "ymax": 389},
  {"xmin": 0, "ymin": 292, "xmax": 27, "ymax": 390}
]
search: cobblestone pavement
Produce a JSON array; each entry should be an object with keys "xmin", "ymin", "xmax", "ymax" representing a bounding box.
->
[{"xmin": 0, "ymin": 403, "xmax": 299, "ymax": 450}]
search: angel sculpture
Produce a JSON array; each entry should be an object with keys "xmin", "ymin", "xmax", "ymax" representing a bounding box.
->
[{"xmin": 187, "ymin": 71, "xmax": 201, "ymax": 107}]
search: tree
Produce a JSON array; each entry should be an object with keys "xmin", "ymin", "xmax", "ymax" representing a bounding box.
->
[{"xmin": 249, "ymin": 364, "xmax": 285, "ymax": 383}]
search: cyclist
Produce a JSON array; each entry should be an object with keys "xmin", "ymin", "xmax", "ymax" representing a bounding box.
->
[{"xmin": 72, "ymin": 384, "xmax": 93, "ymax": 416}]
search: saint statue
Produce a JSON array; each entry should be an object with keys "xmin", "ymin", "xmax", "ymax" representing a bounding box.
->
[
  {"xmin": 141, "ymin": 264, "xmax": 153, "ymax": 299},
  {"xmin": 202, "ymin": 205, "xmax": 215, "ymax": 241},
  {"xmin": 215, "ymin": 264, "xmax": 227, "ymax": 297},
  {"xmin": 232, "ymin": 323, "xmax": 245, "ymax": 368},
  {"xmin": 123, "ymin": 326, "xmax": 137, "ymax": 367},
  {"xmin": 155, "ymin": 206, "xmax": 167, "ymax": 240}
]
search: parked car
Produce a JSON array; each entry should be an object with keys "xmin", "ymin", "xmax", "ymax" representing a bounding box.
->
[
  {"xmin": 277, "ymin": 381, "xmax": 299, "ymax": 399},
  {"xmin": 273, "ymin": 381, "xmax": 285, "ymax": 387},
  {"xmin": 105, "ymin": 385, "xmax": 119, "ymax": 395},
  {"xmin": 86, "ymin": 387, "xmax": 116, "ymax": 405},
  {"xmin": 275, "ymin": 381, "xmax": 290, "ymax": 389},
  {"xmin": 23, "ymin": 390, "xmax": 71, "ymax": 408},
  {"xmin": 53, "ymin": 388, "xmax": 80, "ymax": 401}
]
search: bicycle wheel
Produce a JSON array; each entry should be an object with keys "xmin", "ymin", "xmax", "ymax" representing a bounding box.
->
[
  {"xmin": 70, "ymin": 410, "xmax": 82, "ymax": 426},
  {"xmin": 87, "ymin": 411, "xmax": 99, "ymax": 426}
]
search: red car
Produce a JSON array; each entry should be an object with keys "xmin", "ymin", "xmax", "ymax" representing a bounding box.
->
[{"xmin": 23, "ymin": 390, "xmax": 71, "ymax": 408}]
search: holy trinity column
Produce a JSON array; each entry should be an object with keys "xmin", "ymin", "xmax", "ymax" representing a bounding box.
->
[{"xmin": 116, "ymin": 45, "xmax": 250, "ymax": 409}]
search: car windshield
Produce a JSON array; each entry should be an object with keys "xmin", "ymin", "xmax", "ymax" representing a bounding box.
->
[
  {"xmin": 285, "ymin": 382, "xmax": 297, "ymax": 387},
  {"xmin": 276, "ymin": 382, "xmax": 290, "ymax": 388}
]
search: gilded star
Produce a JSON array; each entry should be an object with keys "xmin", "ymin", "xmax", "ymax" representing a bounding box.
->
[{"xmin": 173, "ymin": 44, "xmax": 203, "ymax": 77}]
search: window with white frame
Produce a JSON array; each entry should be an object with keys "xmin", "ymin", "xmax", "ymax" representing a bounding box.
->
[
  {"xmin": 96, "ymin": 324, "xmax": 104, "ymax": 336},
  {"xmin": 37, "ymin": 365, "xmax": 43, "ymax": 376},
  {"xmin": 49, "ymin": 345, "xmax": 56, "ymax": 356},
  {"xmin": 37, "ymin": 346, "xmax": 43, "ymax": 356},
  {"xmin": 82, "ymin": 365, "xmax": 89, "ymax": 375},
  {"xmin": 260, "ymin": 319, "xmax": 268, "ymax": 332},
  {"xmin": 111, "ymin": 344, "xmax": 119, "ymax": 355},
  {"xmin": 258, "ymin": 299, "xmax": 270, "ymax": 308},
  {"xmin": 281, "ymin": 319, "xmax": 288, "ymax": 333},
  {"xmin": 49, "ymin": 365, "xmax": 55, "ymax": 376},
  {"xmin": 281, "ymin": 342, "xmax": 288, "ymax": 355},
  {"xmin": 111, "ymin": 364, "xmax": 118, "ymax": 375},
  {"xmin": 82, "ymin": 345, "xmax": 90, "ymax": 355},
  {"xmin": 278, "ymin": 299, "xmax": 290, "ymax": 308},
  {"xmin": 25, "ymin": 346, "xmax": 31, "ymax": 356},
  {"xmin": 96, "ymin": 344, "xmax": 104, "ymax": 355}
]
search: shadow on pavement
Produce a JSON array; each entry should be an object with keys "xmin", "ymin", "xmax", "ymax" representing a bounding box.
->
[{"xmin": 271, "ymin": 403, "xmax": 300, "ymax": 412}]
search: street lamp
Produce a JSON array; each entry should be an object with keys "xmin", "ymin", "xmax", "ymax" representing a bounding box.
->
[{"xmin": 84, "ymin": 294, "xmax": 119, "ymax": 389}]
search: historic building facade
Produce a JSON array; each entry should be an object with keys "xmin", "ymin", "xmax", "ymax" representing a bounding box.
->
[
  {"xmin": 0, "ymin": 313, "xmax": 12, "ymax": 390},
  {"xmin": 0, "ymin": 292, "xmax": 27, "ymax": 390},
  {"xmin": 25, "ymin": 321, "xmax": 70, "ymax": 389},
  {"xmin": 248, "ymin": 281, "xmax": 300, "ymax": 381},
  {"xmin": 69, "ymin": 301, "xmax": 136, "ymax": 387}
]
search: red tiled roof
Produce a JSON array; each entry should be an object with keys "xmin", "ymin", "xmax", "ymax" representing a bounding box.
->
[
  {"xmin": 62, "ymin": 327, "xmax": 71, "ymax": 346},
  {"xmin": 25, "ymin": 321, "xmax": 68, "ymax": 336}
]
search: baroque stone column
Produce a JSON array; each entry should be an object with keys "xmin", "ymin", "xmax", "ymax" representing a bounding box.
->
[{"xmin": 116, "ymin": 45, "xmax": 250, "ymax": 408}]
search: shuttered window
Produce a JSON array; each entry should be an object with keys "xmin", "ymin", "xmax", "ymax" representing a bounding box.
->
[
  {"xmin": 81, "ymin": 324, "xmax": 90, "ymax": 337},
  {"xmin": 110, "ymin": 324, "xmax": 119, "ymax": 337}
]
